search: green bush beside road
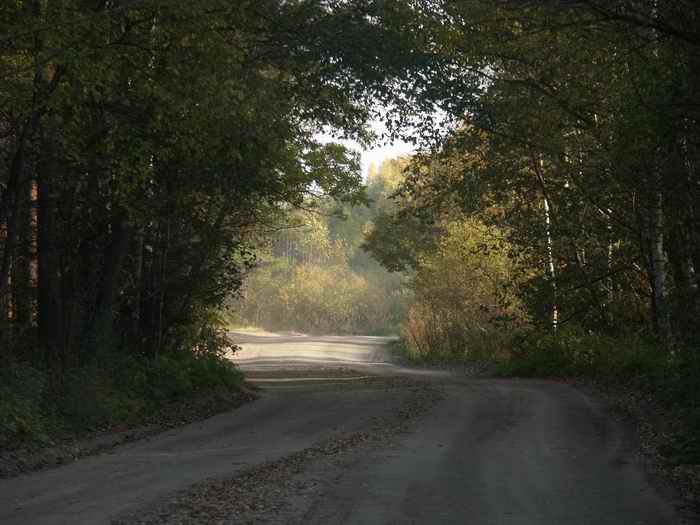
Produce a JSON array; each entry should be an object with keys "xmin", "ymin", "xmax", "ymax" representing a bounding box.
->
[{"xmin": 0, "ymin": 352, "xmax": 243, "ymax": 450}]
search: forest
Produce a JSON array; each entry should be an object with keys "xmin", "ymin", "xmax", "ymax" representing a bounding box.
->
[
  {"xmin": 229, "ymin": 158, "xmax": 410, "ymax": 336},
  {"xmin": 2, "ymin": 1, "xmax": 699, "ymax": 465}
]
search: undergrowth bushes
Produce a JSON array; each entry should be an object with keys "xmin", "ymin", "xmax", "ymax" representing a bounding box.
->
[
  {"xmin": 0, "ymin": 352, "xmax": 244, "ymax": 449},
  {"xmin": 399, "ymin": 218, "xmax": 528, "ymax": 363},
  {"xmin": 0, "ymin": 365, "xmax": 50, "ymax": 447}
]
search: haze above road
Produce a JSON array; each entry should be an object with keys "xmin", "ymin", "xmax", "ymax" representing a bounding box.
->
[{"xmin": 0, "ymin": 332, "xmax": 684, "ymax": 524}]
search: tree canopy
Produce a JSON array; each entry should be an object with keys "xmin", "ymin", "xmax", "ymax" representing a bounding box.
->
[{"xmin": 2, "ymin": 0, "xmax": 699, "ymax": 457}]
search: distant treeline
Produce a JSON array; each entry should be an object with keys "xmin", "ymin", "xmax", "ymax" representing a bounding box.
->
[{"xmin": 230, "ymin": 159, "xmax": 410, "ymax": 336}]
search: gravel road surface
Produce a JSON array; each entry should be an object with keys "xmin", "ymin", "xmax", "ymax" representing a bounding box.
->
[{"xmin": 0, "ymin": 332, "xmax": 686, "ymax": 524}]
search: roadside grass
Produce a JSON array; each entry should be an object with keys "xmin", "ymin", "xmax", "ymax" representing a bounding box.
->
[
  {"xmin": 389, "ymin": 339, "xmax": 499, "ymax": 379},
  {"xmin": 0, "ymin": 351, "xmax": 245, "ymax": 452},
  {"xmin": 390, "ymin": 338, "xmax": 475, "ymax": 367}
]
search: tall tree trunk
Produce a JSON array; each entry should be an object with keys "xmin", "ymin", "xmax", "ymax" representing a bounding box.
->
[
  {"xmin": 647, "ymin": 191, "xmax": 673, "ymax": 346},
  {"xmin": 174, "ymin": 204, "xmax": 229, "ymax": 330},
  {"xmin": 0, "ymin": 151, "xmax": 23, "ymax": 345},
  {"xmin": 0, "ymin": 140, "xmax": 25, "ymax": 229},
  {"xmin": 88, "ymin": 212, "xmax": 131, "ymax": 346},
  {"xmin": 138, "ymin": 229, "xmax": 161, "ymax": 354},
  {"xmin": 534, "ymin": 156, "xmax": 559, "ymax": 332},
  {"xmin": 62, "ymin": 239, "xmax": 95, "ymax": 368},
  {"xmin": 13, "ymin": 177, "xmax": 34, "ymax": 333},
  {"xmin": 543, "ymin": 194, "xmax": 559, "ymax": 332},
  {"xmin": 156, "ymin": 217, "xmax": 171, "ymax": 354},
  {"xmin": 668, "ymin": 225, "xmax": 696, "ymax": 336},
  {"xmin": 37, "ymin": 138, "xmax": 64, "ymax": 387},
  {"xmin": 0, "ymin": 208, "xmax": 17, "ymax": 350},
  {"xmin": 128, "ymin": 231, "xmax": 145, "ymax": 344}
]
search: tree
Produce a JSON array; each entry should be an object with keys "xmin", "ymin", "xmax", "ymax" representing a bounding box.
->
[
  {"xmin": 1, "ymin": 0, "xmax": 413, "ymax": 381},
  {"xmin": 403, "ymin": 218, "xmax": 528, "ymax": 359},
  {"xmin": 366, "ymin": 0, "xmax": 700, "ymax": 346}
]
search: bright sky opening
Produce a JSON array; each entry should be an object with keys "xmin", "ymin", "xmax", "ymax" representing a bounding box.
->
[{"xmin": 318, "ymin": 120, "xmax": 415, "ymax": 179}]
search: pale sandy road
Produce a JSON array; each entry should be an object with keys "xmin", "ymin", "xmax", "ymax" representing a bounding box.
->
[
  {"xmin": 230, "ymin": 332, "xmax": 399, "ymax": 371},
  {"xmin": 230, "ymin": 333, "xmax": 684, "ymax": 524},
  {"xmin": 0, "ymin": 332, "xmax": 687, "ymax": 524},
  {"xmin": 229, "ymin": 331, "xmax": 447, "ymax": 380},
  {"xmin": 0, "ymin": 334, "xmax": 419, "ymax": 525}
]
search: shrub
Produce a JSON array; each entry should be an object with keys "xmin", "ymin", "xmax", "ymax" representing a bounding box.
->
[
  {"xmin": 0, "ymin": 365, "xmax": 49, "ymax": 447},
  {"xmin": 496, "ymin": 327, "xmax": 658, "ymax": 378},
  {"xmin": 1, "ymin": 348, "xmax": 245, "ymax": 445},
  {"xmin": 400, "ymin": 218, "xmax": 528, "ymax": 363},
  {"xmin": 138, "ymin": 352, "xmax": 240, "ymax": 402},
  {"xmin": 187, "ymin": 353, "xmax": 244, "ymax": 390},
  {"xmin": 60, "ymin": 365, "xmax": 136, "ymax": 428}
]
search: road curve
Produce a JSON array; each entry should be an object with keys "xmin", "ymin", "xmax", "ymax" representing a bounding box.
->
[
  {"xmin": 300, "ymin": 379, "xmax": 680, "ymax": 525},
  {"xmin": 0, "ymin": 332, "xmax": 686, "ymax": 524},
  {"xmin": 233, "ymin": 332, "xmax": 683, "ymax": 524}
]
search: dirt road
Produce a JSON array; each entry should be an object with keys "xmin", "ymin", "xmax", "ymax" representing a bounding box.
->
[{"xmin": 0, "ymin": 333, "xmax": 685, "ymax": 524}]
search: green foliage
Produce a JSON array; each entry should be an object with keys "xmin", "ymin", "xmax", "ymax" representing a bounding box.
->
[
  {"xmin": 59, "ymin": 352, "xmax": 244, "ymax": 430},
  {"xmin": 496, "ymin": 329, "xmax": 599, "ymax": 377},
  {"xmin": 0, "ymin": 365, "xmax": 49, "ymax": 448},
  {"xmin": 2, "ymin": 0, "xmax": 386, "ymax": 384},
  {"xmin": 0, "ymin": 352, "xmax": 244, "ymax": 447},
  {"xmin": 129, "ymin": 352, "xmax": 242, "ymax": 404},
  {"xmin": 235, "ymin": 254, "xmax": 407, "ymax": 335},
  {"xmin": 400, "ymin": 218, "xmax": 528, "ymax": 361},
  {"xmin": 497, "ymin": 328, "xmax": 672, "ymax": 381},
  {"xmin": 60, "ymin": 365, "xmax": 135, "ymax": 428},
  {"xmin": 231, "ymin": 164, "xmax": 412, "ymax": 336}
]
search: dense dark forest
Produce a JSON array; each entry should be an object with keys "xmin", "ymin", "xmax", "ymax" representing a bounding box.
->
[
  {"xmin": 2, "ymin": 1, "xmax": 699, "ymax": 464},
  {"xmin": 0, "ymin": 0, "xmax": 396, "ymax": 444}
]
